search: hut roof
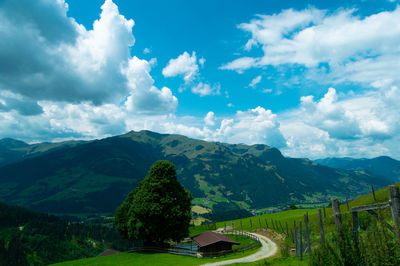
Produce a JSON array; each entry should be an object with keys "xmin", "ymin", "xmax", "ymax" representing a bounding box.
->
[
  {"xmin": 191, "ymin": 231, "xmax": 240, "ymax": 248},
  {"xmin": 97, "ymin": 249, "xmax": 120, "ymax": 257}
]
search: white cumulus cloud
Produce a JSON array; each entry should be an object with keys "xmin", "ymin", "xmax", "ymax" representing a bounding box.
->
[
  {"xmin": 215, "ymin": 107, "xmax": 286, "ymax": 148},
  {"xmin": 0, "ymin": 0, "xmax": 177, "ymax": 114},
  {"xmin": 279, "ymin": 85, "xmax": 400, "ymax": 158},
  {"xmin": 222, "ymin": 7, "xmax": 400, "ymax": 87},
  {"xmin": 191, "ymin": 83, "xmax": 221, "ymax": 97},
  {"xmin": 204, "ymin": 111, "xmax": 216, "ymax": 126},
  {"xmin": 249, "ymin": 75, "xmax": 262, "ymax": 88},
  {"xmin": 162, "ymin": 51, "xmax": 200, "ymax": 83}
]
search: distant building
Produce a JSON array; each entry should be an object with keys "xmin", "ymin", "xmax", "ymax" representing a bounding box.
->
[
  {"xmin": 97, "ymin": 249, "xmax": 120, "ymax": 257},
  {"xmin": 191, "ymin": 231, "xmax": 239, "ymax": 253}
]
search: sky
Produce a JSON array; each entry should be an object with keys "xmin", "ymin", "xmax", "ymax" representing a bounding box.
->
[{"xmin": 1, "ymin": 0, "xmax": 400, "ymax": 159}]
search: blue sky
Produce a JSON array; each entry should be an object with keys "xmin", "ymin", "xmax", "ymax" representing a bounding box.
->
[{"xmin": 1, "ymin": 0, "xmax": 400, "ymax": 159}]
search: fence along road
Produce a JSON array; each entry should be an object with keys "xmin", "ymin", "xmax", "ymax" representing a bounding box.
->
[{"xmin": 200, "ymin": 231, "xmax": 278, "ymax": 266}]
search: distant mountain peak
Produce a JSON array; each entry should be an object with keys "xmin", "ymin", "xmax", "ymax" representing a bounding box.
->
[
  {"xmin": 315, "ymin": 156, "xmax": 400, "ymax": 183},
  {"xmin": 0, "ymin": 138, "xmax": 29, "ymax": 149}
]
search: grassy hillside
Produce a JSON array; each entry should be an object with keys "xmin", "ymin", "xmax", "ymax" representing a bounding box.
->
[
  {"xmin": 349, "ymin": 181, "xmax": 400, "ymax": 206},
  {"xmin": 51, "ymin": 182, "xmax": 400, "ymax": 266},
  {"xmin": 52, "ymin": 243, "xmax": 261, "ymax": 266},
  {"xmin": 192, "ymin": 182, "xmax": 400, "ymax": 265},
  {"xmin": 0, "ymin": 138, "xmax": 86, "ymax": 167},
  {"xmin": 0, "ymin": 130, "xmax": 390, "ymax": 218}
]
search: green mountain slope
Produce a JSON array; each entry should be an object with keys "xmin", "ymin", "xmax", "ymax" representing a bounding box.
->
[
  {"xmin": 315, "ymin": 156, "xmax": 400, "ymax": 183},
  {"xmin": 0, "ymin": 138, "xmax": 86, "ymax": 167},
  {"xmin": 0, "ymin": 130, "xmax": 389, "ymax": 215}
]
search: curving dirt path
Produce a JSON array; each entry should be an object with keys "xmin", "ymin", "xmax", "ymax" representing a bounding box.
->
[{"xmin": 200, "ymin": 232, "xmax": 278, "ymax": 266}]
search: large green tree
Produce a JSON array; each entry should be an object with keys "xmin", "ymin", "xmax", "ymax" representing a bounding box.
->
[{"xmin": 115, "ymin": 160, "xmax": 192, "ymax": 245}]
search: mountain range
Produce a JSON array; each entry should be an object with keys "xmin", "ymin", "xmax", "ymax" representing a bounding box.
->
[
  {"xmin": 315, "ymin": 157, "xmax": 400, "ymax": 183},
  {"xmin": 0, "ymin": 130, "xmax": 394, "ymax": 216}
]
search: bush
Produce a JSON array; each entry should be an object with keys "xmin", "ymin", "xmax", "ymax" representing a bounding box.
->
[{"xmin": 310, "ymin": 211, "xmax": 400, "ymax": 266}]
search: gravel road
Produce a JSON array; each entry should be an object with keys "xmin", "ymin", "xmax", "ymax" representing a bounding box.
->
[{"xmin": 200, "ymin": 232, "xmax": 278, "ymax": 266}]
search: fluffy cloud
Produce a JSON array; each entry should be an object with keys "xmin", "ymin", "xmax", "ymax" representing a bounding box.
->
[
  {"xmin": 123, "ymin": 57, "xmax": 177, "ymax": 114},
  {"xmin": 0, "ymin": 0, "xmax": 177, "ymax": 114},
  {"xmin": 298, "ymin": 87, "xmax": 393, "ymax": 139},
  {"xmin": 280, "ymin": 121, "xmax": 392, "ymax": 159},
  {"xmin": 162, "ymin": 51, "xmax": 199, "ymax": 83},
  {"xmin": 221, "ymin": 57, "xmax": 257, "ymax": 73},
  {"xmin": 151, "ymin": 107, "xmax": 286, "ymax": 149},
  {"xmin": 279, "ymin": 84, "xmax": 400, "ymax": 158},
  {"xmin": 199, "ymin": 57, "xmax": 206, "ymax": 67},
  {"xmin": 163, "ymin": 51, "xmax": 222, "ymax": 96},
  {"xmin": 204, "ymin": 111, "xmax": 216, "ymax": 126},
  {"xmin": 219, "ymin": 5, "xmax": 400, "ymax": 159},
  {"xmin": 191, "ymin": 83, "xmax": 220, "ymax": 97},
  {"xmin": 222, "ymin": 7, "xmax": 400, "ymax": 86},
  {"xmin": 214, "ymin": 107, "xmax": 286, "ymax": 148},
  {"xmin": 249, "ymin": 75, "xmax": 262, "ymax": 88}
]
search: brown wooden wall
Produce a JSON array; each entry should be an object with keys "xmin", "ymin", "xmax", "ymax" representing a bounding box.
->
[{"xmin": 199, "ymin": 242, "xmax": 233, "ymax": 253}]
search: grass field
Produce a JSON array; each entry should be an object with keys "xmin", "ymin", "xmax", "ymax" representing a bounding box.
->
[
  {"xmin": 52, "ymin": 245, "xmax": 262, "ymax": 266},
  {"xmin": 240, "ymin": 255, "xmax": 310, "ymax": 265},
  {"xmin": 192, "ymin": 205, "xmax": 211, "ymax": 215},
  {"xmin": 54, "ymin": 182, "xmax": 400, "ymax": 265},
  {"xmin": 227, "ymin": 234, "xmax": 259, "ymax": 249},
  {"xmin": 189, "ymin": 208, "xmax": 320, "ymax": 238}
]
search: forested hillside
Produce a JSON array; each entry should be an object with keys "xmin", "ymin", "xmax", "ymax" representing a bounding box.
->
[{"xmin": 0, "ymin": 202, "xmax": 130, "ymax": 266}]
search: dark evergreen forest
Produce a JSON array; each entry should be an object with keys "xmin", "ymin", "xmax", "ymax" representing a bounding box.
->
[{"xmin": 0, "ymin": 202, "xmax": 130, "ymax": 265}]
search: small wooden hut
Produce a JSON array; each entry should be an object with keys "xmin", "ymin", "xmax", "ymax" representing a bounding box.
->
[{"xmin": 191, "ymin": 231, "xmax": 239, "ymax": 253}]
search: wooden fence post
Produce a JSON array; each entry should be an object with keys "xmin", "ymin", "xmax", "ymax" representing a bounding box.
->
[
  {"xmin": 332, "ymin": 199, "xmax": 343, "ymax": 237},
  {"xmin": 352, "ymin": 210, "xmax": 359, "ymax": 247},
  {"xmin": 258, "ymin": 217, "xmax": 261, "ymax": 228},
  {"xmin": 279, "ymin": 221, "xmax": 284, "ymax": 233},
  {"xmin": 318, "ymin": 208, "xmax": 325, "ymax": 246},
  {"xmin": 291, "ymin": 228, "xmax": 294, "ymax": 243},
  {"xmin": 299, "ymin": 221, "xmax": 303, "ymax": 261},
  {"xmin": 294, "ymin": 221, "xmax": 298, "ymax": 256},
  {"xmin": 250, "ymin": 219, "xmax": 253, "ymax": 228},
  {"xmin": 240, "ymin": 220, "xmax": 243, "ymax": 232},
  {"xmin": 371, "ymin": 184, "xmax": 377, "ymax": 202},
  {"xmin": 346, "ymin": 197, "xmax": 350, "ymax": 212},
  {"xmin": 286, "ymin": 221, "xmax": 289, "ymax": 236},
  {"xmin": 232, "ymin": 222, "xmax": 234, "ymax": 231},
  {"xmin": 265, "ymin": 218, "xmax": 268, "ymax": 228},
  {"xmin": 323, "ymin": 207, "xmax": 326, "ymax": 218},
  {"xmin": 389, "ymin": 185, "xmax": 400, "ymax": 237},
  {"xmin": 304, "ymin": 213, "xmax": 311, "ymax": 255}
]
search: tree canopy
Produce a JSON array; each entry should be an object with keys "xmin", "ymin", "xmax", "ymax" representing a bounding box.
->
[{"xmin": 115, "ymin": 160, "xmax": 192, "ymax": 245}]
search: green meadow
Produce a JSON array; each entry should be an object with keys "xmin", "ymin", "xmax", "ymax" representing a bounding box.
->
[
  {"xmin": 52, "ymin": 246, "xmax": 261, "ymax": 266},
  {"xmin": 54, "ymin": 182, "xmax": 400, "ymax": 265}
]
